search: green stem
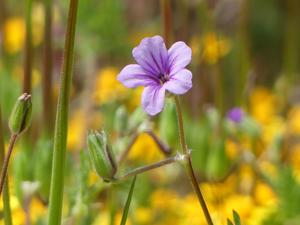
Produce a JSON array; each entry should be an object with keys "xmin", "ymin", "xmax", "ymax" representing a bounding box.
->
[
  {"xmin": 174, "ymin": 96, "xmax": 213, "ymax": 225},
  {"xmin": 23, "ymin": 0, "xmax": 33, "ymax": 93},
  {"xmin": 0, "ymin": 107, "xmax": 13, "ymax": 225},
  {"xmin": 47, "ymin": 0, "xmax": 79, "ymax": 224}
]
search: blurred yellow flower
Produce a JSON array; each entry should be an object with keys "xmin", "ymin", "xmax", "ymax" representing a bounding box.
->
[
  {"xmin": 202, "ymin": 32, "xmax": 231, "ymax": 65},
  {"xmin": 93, "ymin": 67, "xmax": 127, "ymax": 104},
  {"xmin": 261, "ymin": 116, "xmax": 285, "ymax": 145},
  {"xmin": 128, "ymin": 133, "xmax": 164, "ymax": 163},
  {"xmin": 254, "ymin": 182, "xmax": 276, "ymax": 206},
  {"xmin": 3, "ymin": 17, "xmax": 25, "ymax": 54},
  {"xmin": 29, "ymin": 197, "xmax": 47, "ymax": 222},
  {"xmin": 150, "ymin": 189, "xmax": 180, "ymax": 211},
  {"xmin": 223, "ymin": 194, "xmax": 254, "ymax": 220},
  {"xmin": 225, "ymin": 139, "xmax": 239, "ymax": 160},
  {"xmin": 250, "ymin": 87, "xmax": 279, "ymax": 125},
  {"xmin": 135, "ymin": 207, "xmax": 153, "ymax": 224},
  {"xmin": 287, "ymin": 105, "xmax": 300, "ymax": 135}
]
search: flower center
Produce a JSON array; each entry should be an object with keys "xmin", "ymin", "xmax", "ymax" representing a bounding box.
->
[{"xmin": 159, "ymin": 73, "xmax": 169, "ymax": 85}]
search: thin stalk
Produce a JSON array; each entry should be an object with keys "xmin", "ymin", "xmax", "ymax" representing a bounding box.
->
[
  {"xmin": 145, "ymin": 130, "xmax": 172, "ymax": 155},
  {"xmin": 0, "ymin": 134, "xmax": 18, "ymax": 196},
  {"xmin": 118, "ymin": 155, "xmax": 179, "ymax": 180},
  {"xmin": 174, "ymin": 96, "xmax": 213, "ymax": 225},
  {"xmin": 47, "ymin": 0, "xmax": 79, "ymax": 224},
  {"xmin": 43, "ymin": 0, "xmax": 54, "ymax": 134},
  {"xmin": 23, "ymin": 0, "xmax": 33, "ymax": 93},
  {"xmin": 0, "ymin": 107, "xmax": 13, "ymax": 225}
]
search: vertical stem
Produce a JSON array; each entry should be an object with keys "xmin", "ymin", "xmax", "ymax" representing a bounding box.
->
[
  {"xmin": 23, "ymin": 0, "xmax": 33, "ymax": 93},
  {"xmin": 160, "ymin": 0, "xmax": 172, "ymax": 47},
  {"xmin": 43, "ymin": 0, "xmax": 54, "ymax": 134},
  {"xmin": 0, "ymin": 134, "xmax": 18, "ymax": 196},
  {"xmin": 47, "ymin": 0, "xmax": 79, "ymax": 224},
  {"xmin": 0, "ymin": 107, "xmax": 13, "ymax": 225},
  {"xmin": 174, "ymin": 96, "xmax": 213, "ymax": 225}
]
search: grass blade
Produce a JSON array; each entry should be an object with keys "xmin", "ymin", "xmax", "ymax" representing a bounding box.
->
[{"xmin": 120, "ymin": 176, "xmax": 137, "ymax": 225}]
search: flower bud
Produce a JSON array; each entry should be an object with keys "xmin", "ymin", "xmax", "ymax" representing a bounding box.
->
[
  {"xmin": 87, "ymin": 130, "xmax": 117, "ymax": 182},
  {"xmin": 9, "ymin": 93, "xmax": 32, "ymax": 134}
]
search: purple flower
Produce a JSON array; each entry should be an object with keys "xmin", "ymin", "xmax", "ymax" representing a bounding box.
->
[
  {"xmin": 227, "ymin": 107, "xmax": 244, "ymax": 123},
  {"xmin": 117, "ymin": 35, "xmax": 192, "ymax": 116}
]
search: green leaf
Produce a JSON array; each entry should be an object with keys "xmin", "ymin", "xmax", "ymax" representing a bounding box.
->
[
  {"xmin": 227, "ymin": 219, "xmax": 234, "ymax": 225},
  {"xmin": 120, "ymin": 176, "xmax": 137, "ymax": 225},
  {"xmin": 233, "ymin": 210, "xmax": 241, "ymax": 225}
]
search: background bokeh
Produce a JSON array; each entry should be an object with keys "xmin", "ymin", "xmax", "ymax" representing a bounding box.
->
[{"xmin": 1, "ymin": 0, "xmax": 300, "ymax": 224}]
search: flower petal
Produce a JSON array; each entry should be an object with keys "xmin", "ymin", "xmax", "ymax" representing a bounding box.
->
[
  {"xmin": 164, "ymin": 69, "xmax": 192, "ymax": 95},
  {"xmin": 168, "ymin": 41, "xmax": 192, "ymax": 74},
  {"xmin": 132, "ymin": 36, "xmax": 168, "ymax": 76},
  {"xmin": 141, "ymin": 85, "xmax": 166, "ymax": 116},
  {"xmin": 117, "ymin": 64, "xmax": 157, "ymax": 88}
]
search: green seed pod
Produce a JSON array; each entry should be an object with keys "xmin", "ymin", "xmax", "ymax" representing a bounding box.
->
[
  {"xmin": 9, "ymin": 93, "xmax": 32, "ymax": 134},
  {"xmin": 87, "ymin": 130, "xmax": 117, "ymax": 182}
]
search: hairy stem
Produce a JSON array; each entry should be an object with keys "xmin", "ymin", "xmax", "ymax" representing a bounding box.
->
[
  {"xmin": 47, "ymin": 0, "xmax": 79, "ymax": 224},
  {"xmin": 174, "ymin": 96, "xmax": 213, "ymax": 225},
  {"xmin": 118, "ymin": 155, "xmax": 180, "ymax": 180}
]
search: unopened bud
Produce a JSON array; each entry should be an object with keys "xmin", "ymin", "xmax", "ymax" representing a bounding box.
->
[
  {"xmin": 87, "ymin": 130, "xmax": 117, "ymax": 182},
  {"xmin": 9, "ymin": 93, "xmax": 32, "ymax": 134}
]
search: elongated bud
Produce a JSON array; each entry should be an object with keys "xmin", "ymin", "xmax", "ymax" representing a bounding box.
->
[
  {"xmin": 9, "ymin": 93, "xmax": 32, "ymax": 134},
  {"xmin": 87, "ymin": 130, "xmax": 117, "ymax": 182}
]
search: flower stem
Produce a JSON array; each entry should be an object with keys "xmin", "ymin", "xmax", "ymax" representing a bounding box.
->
[
  {"xmin": 47, "ymin": 0, "xmax": 79, "ymax": 224},
  {"xmin": 118, "ymin": 155, "xmax": 180, "ymax": 181},
  {"xmin": 174, "ymin": 96, "xmax": 213, "ymax": 225},
  {"xmin": 0, "ymin": 134, "xmax": 18, "ymax": 197},
  {"xmin": 0, "ymin": 107, "xmax": 13, "ymax": 225}
]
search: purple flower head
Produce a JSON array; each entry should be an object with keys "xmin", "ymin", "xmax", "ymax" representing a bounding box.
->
[
  {"xmin": 117, "ymin": 36, "xmax": 192, "ymax": 116},
  {"xmin": 227, "ymin": 107, "xmax": 244, "ymax": 123}
]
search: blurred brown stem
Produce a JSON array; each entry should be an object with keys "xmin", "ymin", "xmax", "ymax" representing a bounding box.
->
[
  {"xmin": 23, "ymin": 0, "xmax": 33, "ymax": 94},
  {"xmin": 160, "ymin": 0, "xmax": 172, "ymax": 47},
  {"xmin": 43, "ymin": 0, "xmax": 54, "ymax": 134}
]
